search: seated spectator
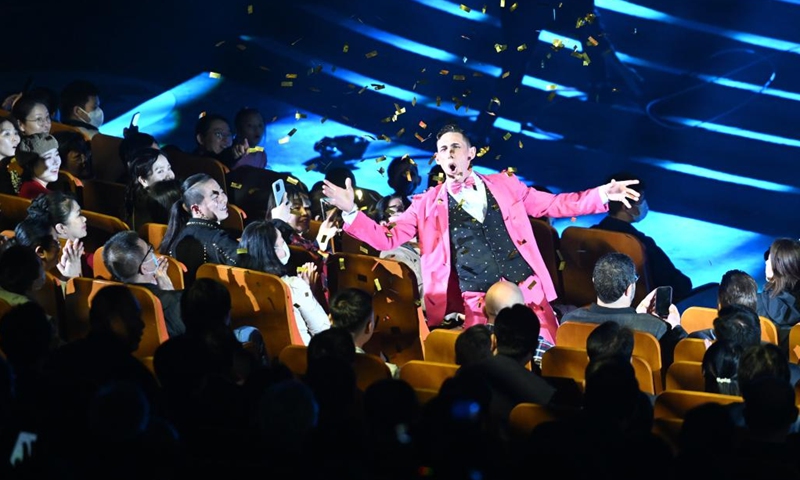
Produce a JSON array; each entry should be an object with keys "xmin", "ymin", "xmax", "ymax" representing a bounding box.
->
[
  {"xmin": 27, "ymin": 191, "xmax": 91, "ymax": 276},
  {"xmin": 15, "ymin": 133, "xmax": 61, "ymax": 199},
  {"xmin": 689, "ymin": 269, "xmax": 759, "ymax": 341},
  {"xmin": 386, "ymin": 154, "xmax": 421, "ymax": 208},
  {"xmin": 158, "ymin": 173, "xmax": 239, "ymax": 285},
  {"xmin": 0, "ymin": 115, "xmax": 21, "ymax": 194},
  {"xmin": 267, "ymin": 179, "xmax": 335, "ymax": 253},
  {"xmin": 123, "ymin": 148, "xmax": 176, "ymax": 230},
  {"xmin": 483, "ymin": 279, "xmax": 550, "ymax": 365},
  {"xmin": 53, "ymin": 130, "xmax": 93, "ymax": 179},
  {"xmin": 232, "ymin": 107, "xmax": 267, "ymax": 170},
  {"xmin": 0, "ymin": 244, "xmax": 45, "ymax": 307},
  {"xmin": 59, "ymin": 80, "xmax": 103, "ymax": 139},
  {"xmin": 561, "ymin": 252, "xmax": 688, "ymax": 371},
  {"xmin": 701, "ymin": 340, "xmax": 742, "ymax": 396},
  {"xmin": 103, "ymin": 230, "xmax": 185, "ymax": 337},
  {"xmin": 192, "ymin": 113, "xmax": 248, "ymax": 170},
  {"xmin": 14, "ymin": 216, "xmax": 82, "ymax": 281},
  {"xmin": 591, "ymin": 172, "xmax": 694, "ymax": 303},
  {"xmin": 455, "ymin": 324, "xmax": 494, "ymax": 367},
  {"xmin": 237, "ymin": 219, "xmax": 329, "ymax": 345},
  {"xmin": 757, "ymin": 237, "xmax": 800, "ymax": 352},
  {"xmin": 11, "ymin": 95, "xmax": 52, "ymax": 136},
  {"xmin": 585, "ymin": 320, "xmax": 635, "ymax": 362},
  {"xmin": 328, "ymin": 287, "xmax": 398, "ymax": 377},
  {"xmin": 118, "ymin": 122, "xmax": 160, "ymax": 184}
]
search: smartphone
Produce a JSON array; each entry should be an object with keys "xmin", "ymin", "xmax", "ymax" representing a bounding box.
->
[
  {"xmin": 272, "ymin": 179, "xmax": 285, "ymax": 205},
  {"xmin": 131, "ymin": 112, "xmax": 140, "ymax": 128},
  {"xmin": 320, "ymin": 198, "xmax": 335, "ymax": 219},
  {"xmin": 654, "ymin": 286, "xmax": 673, "ymax": 318}
]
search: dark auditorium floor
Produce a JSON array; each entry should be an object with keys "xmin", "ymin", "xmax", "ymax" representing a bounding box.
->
[{"xmin": 3, "ymin": 0, "xmax": 799, "ymax": 298}]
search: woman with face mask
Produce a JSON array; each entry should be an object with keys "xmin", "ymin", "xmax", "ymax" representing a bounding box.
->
[{"xmin": 237, "ymin": 219, "xmax": 330, "ymax": 345}]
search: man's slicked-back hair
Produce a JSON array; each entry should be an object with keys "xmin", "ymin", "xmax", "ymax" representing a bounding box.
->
[
  {"xmin": 718, "ymin": 269, "xmax": 758, "ymax": 312},
  {"xmin": 435, "ymin": 123, "xmax": 472, "ymax": 147},
  {"xmin": 329, "ymin": 288, "xmax": 373, "ymax": 335}
]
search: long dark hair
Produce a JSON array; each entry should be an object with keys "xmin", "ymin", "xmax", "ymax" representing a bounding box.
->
[
  {"xmin": 124, "ymin": 147, "xmax": 163, "ymax": 217},
  {"xmin": 237, "ymin": 219, "xmax": 288, "ymax": 277},
  {"xmin": 766, "ymin": 238, "xmax": 800, "ymax": 298},
  {"xmin": 159, "ymin": 173, "xmax": 213, "ymax": 254}
]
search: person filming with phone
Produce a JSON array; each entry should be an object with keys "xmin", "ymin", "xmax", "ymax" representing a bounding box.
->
[{"xmin": 560, "ymin": 252, "xmax": 688, "ymax": 372}]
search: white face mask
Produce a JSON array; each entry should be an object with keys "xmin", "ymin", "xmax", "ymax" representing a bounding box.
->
[
  {"xmin": 277, "ymin": 241, "xmax": 291, "ymax": 265},
  {"xmin": 630, "ymin": 199, "xmax": 649, "ymax": 222},
  {"xmin": 81, "ymin": 107, "xmax": 104, "ymax": 128}
]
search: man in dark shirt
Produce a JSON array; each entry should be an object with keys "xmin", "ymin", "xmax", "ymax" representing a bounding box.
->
[
  {"xmin": 103, "ymin": 230, "xmax": 185, "ymax": 337},
  {"xmin": 592, "ymin": 173, "xmax": 693, "ymax": 303}
]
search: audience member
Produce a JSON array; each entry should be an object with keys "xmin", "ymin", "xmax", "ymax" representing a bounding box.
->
[
  {"xmin": 14, "ymin": 216, "xmax": 82, "ymax": 281},
  {"xmin": 103, "ymin": 230, "xmax": 184, "ymax": 337},
  {"xmin": 561, "ymin": 252, "xmax": 688, "ymax": 370},
  {"xmin": 53, "ymin": 130, "xmax": 93, "ymax": 179},
  {"xmin": 328, "ymin": 287, "xmax": 397, "ymax": 377},
  {"xmin": 237, "ymin": 219, "xmax": 329, "ymax": 345},
  {"xmin": 123, "ymin": 148, "xmax": 176, "ymax": 229},
  {"xmin": 232, "ymin": 107, "xmax": 267, "ymax": 169},
  {"xmin": 701, "ymin": 340, "xmax": 742, "ymax": 396},
  {"xmin": 15, "ymin": 133, "xmax": 61, "ymax": 199},
  {"xmin": 27, "ymin": 191, "xmax": 90, "ymax": 275},
  {"xmin": 193, "ymin": 113, "xmax": 248, "ymax": 170},
  {"xmin": 267, "ymin": 179, "xmax": 336, "ymax": 253},
  {"xmin": 0, "ymin": 244, "xmax": 45, "ymax": 306},
  {"xmin": 586, "ymin": 320, "xmax": 635, "ymax": 362},
  {"xmin": 386, "ymin": 154, "xmax": 421, "ymax": 208},
  {"xmin": 159, "ymin": 173, "xmax": 239, "ymax": 285},
  {"xmin": 59, "ymin": 80, "xmax": 103, "ymax": 139},
  {"xmin": 757, "ymin": 237, "xmax": 800, "ymax": 352},
  {"xmin": 591, "ymin": 172, "xmax": 694, "ymax": 303},
  {"xmin": 689, "ymin": 269, "xmax": 759, "ymax": 341},
  {"xmin": 0, "ymin": 115, "xmax": 21, "ymax": 194},
  {"xmin": 454, "ymin": 324, "xmax": 494, "ymax": 367},
  {"xmin": 118, "ymin": 123, "xmax": 160, "ymax": 184},
  {"xmin": 11, "ymin": 95, "xmax": 52, "ymax": 135}
]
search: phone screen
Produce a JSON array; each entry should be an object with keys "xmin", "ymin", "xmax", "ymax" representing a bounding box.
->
[
  {"xmin": 272, "ymin": 179, "xmax": 285, "ymax": 205},
  {"xmin": 655, "ymin": 286, "xmax": 673, "ymax": 318},
  {"xmin": 320, "ymin": 198, "xmax": 336, "ymax": 219}
]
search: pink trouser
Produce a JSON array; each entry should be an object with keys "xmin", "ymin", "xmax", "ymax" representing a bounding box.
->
[{"xmin": 461, "ymin": 274, "xmax": 557, "ymax": 344}]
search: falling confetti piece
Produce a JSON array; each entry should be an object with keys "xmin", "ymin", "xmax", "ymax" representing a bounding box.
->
[
  {"xmin": 285, "ymin": 73, "xmax": 298, "ymax": 79},
  {"xmin": 473, "ymin": 72, "xmax": 483, "ymax": 77},
  {"xmin": 415, "ymin": 132, "xmax": 426, "ymax": 142},
  {"xmin": 502, "ymin": 132, "xmax": 512, "ymax": 141},
  {"xmin": 436, "ymin": 96, "xmax": 442, "ymax": 106},
  {"xmin": 453, "ymin": 75, "xmax": 466, "ymax": 81},
  {"xmin": 506, "ymin": 167, "xmax": 517, "ymax": 175},
  {"xmin": 280, "ymin": 81, "xmax": 293, "ymax": 87},
  {"xmin": 419, "ymin": 121, "xmax": 427, "ymax": 129},
  {"xmin": 552, "ymin": 39, "xmax": 564, "ymax": 51},
  {"xmin": 343, "ymin": 43, "xmax": 349, "ymax": 53},
  {"xmin": 459, "ymin": 4, "xmax": 471, "ymax": 12},
  {"xmin": 320, "ymin": 117, "xmax": 328, "ymax": 123},
  {"xmin": 547, "ymin": 91, "xmax": 557, "ymax": 101},
  {"xmin": 375, "ymin": 155, "xmax": 387, "ymax": 163},
  {"xmin": 372, "ymin": 84, "xmax": 385, "ymax": 90},
  {"xmin": 291, "ymin": 37, "xmax": 303, "ymax": 46},
  {"xmin": 494, "ymin": 43, "xmax": 507, "ymax": 53},
  {"xmin": 396, "ymin": 128, "xmax": 406, "ymax": 137},
  {"xmin": 405, "ymin": 170, "xmax": 412, "ymax": 181},
  {"xmin": 501, "ymin": 71, "xmax": 510, "ymax": 79},
  {"xmin": 527, "ymin": 278, "xmax": 537, "ymax": 290},
  {"xmin": 587, "ymin": 36, "xmax": 599, "ymax": 46},
  {"xmin": 286, "ymin": 177, "xmax": 299, "ymax": 185},
  {"xmin": 259, "ymin": 66, "xmax": 270, "ymax": 71},
  {"xmin": 510, "ymin": 2, "xmax": 518, "ymax": 12},
  {"xmin": 379, "ymin": 134, "xmax": 391, "ymax": 142},
  {"xmin": 365, "ymin": 50, "xmax": 378, "ymax": 58},
  {"xmin": 247, "ymin": 4, "xmax": 253, "ymax": 14},
  {"xmin": 339, "ymin": 258, "xmax": 345, "ymax": 270},
  {"xmin": 309, "ymin": 87, "xmax": 321, "ymax": 93},
  {"xmin": 305, "ymin": 164, "xmax": 317, "ymax": 172},
  {"xmin": 463, "ymin": 56, "xmax": 468, "ymax": 63},
  {"xmin": 412, "ymin": 97, "xmax": 417, "ymax": 106},
  {"xmin": 500, "ymin": 0, "xmax": 506, "ymax": 7},
  {"xmin": 295, "ymin": 112, "xmax": 307, "ymax": 119},
  {"xmin": 377, "ymin": 167, "xmax": 385, "ymax": 175},
  {"xmin": 380, "ymin": 117, "xmax": 392, "ymax": 123},
  {"xmin": 215, "ymin": 41, "xmax": 225, "ymax": 47},
  {"xmin": 461, "ymin": 35, "xmax": 471, "ymax": 40},
  {"xmin": 476, "ymin": 146, "xmax": 490, "ymax": 157},
  {"xmin": 439, "ymin": 69, "xmax": 450, "ymax": 75},
  {"xmin": 208, "ymin": 72, "xmax": 221, "ymax": 79},
  {"xmin": 517, "ymin": 43, "xmax": 528, "ymax": 51},
  {"xmin": 236, "ymin": 44, "xmax": 247, "ymax": 51},
  {"xmin": 278, "ymin": 136, "xmax": 290, "ymax": 144},
  {"xmin": 482, "ymin": 4, "xmax": 487, "ymax": 13},
  {"xmin": 519, "ymin": 140, "xmax": 524, "ymax": 148}
]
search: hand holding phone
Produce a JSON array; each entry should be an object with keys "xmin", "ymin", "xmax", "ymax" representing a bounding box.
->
[
  {"xmin": 654, "ymin": 286, "xmax": 673, "ymax": 318},
  {"xmin": 272, "ymin": 179, "xmax": 286, "ymax": 206}
]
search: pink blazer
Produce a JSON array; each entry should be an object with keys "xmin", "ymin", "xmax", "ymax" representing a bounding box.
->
[{"xmin": 345, "ymin": 172, "xmax": 608, "ymax": 327}]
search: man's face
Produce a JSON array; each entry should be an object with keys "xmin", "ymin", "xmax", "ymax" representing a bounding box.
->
[{"xmin": 435, "ymin": 131, "xmax": 476, "ymax": 183}]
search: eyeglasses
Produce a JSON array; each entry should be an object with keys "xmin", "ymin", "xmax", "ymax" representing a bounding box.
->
[
  {"xmin": 138, "ymin": 244, "xmax": 157, "ymax": 272},
  {"xmin": 212, "ymin": 131, "xmax": 232, "ymax": 140},
  {"xmin": 25, "ymin": 116, "xmax": 51, "ymax": 126}
]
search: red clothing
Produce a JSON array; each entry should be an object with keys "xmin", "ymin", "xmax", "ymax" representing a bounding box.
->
[{"xmin": 18, "ymin": 180, "xmax": 51, "ymax": 200}]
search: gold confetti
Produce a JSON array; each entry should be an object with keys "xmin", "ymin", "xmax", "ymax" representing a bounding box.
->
[
  {"xmin": 359, "ymin": 246, "xmax": 369, "ymax": 254},
  {"xmin": 247, "ymin": 146, "xmax": 264, "ymax": 153},
  {"xmin": 374, "ymin": 279, "xmax": 382, "ymax": 291},
  {"xmin": 406, "ymin": 171, "xmax": 412, "ymax": 181},
  {"xmin": 281, "ymin": 81, "xmax": 293, "ymax": 87},
  {"xmin": 396, "ymin": 128, "xmax": 405, "ymax": 137},
  {"xmin": 412, "ymin": 97, "xmax": 417, "ymax": 106},
  {"xmin": 236, "ymin": 248, "xmax": 248, "ymax": 254},
  {"xmin": 494, "ymin": 43, "xmax": 507, "ymax": 53},
  {"xmin": 547, "ymin": 91, "xmax": 557, "ymax": 101},
  {"xmin": 230, "ymin": 182, "xmax": 242, "ymax": 190},
  {"xmin": 571, "ymin": 51, "xmax": 591, "ymax": 66},
  {"xmin": 285, "ymin": 73, "xmax": 298, "ymax": 79},
  {"xmin": 414, "ymin": 132, "xmax": 426, "ymax": 142},
  {"xmin": 305, "ymin": 164, "xmax": 316, "ymax": 172},
  {"xmin": 286, "ymin": 176, "xmax": 299, "ymax": 185},
  {"xmin": 552, "ymin": 39, "xmax": 564, "ymax": 51},
  {"xmin": 419, "ymin": 121, "xmax": 427, "ymax": 129},
  {"xmin": 459, "ymin": 4, "xmax": 471, "ymax": 12},
  {"xmin": 291, "ymin": 37, "xmax": 303, "ymax": 46},
  {"xmin": 358, "ymin": 85, "xmax": 367, "ymax": 94},
  {"xmin": 510, "ymin": 2, "xmax": 518, "ymax": 12},
  {"xmin": 502, "ymin": 132, "xmax": 512, "ymax": 141},
  {"xmin": 320, "ymin": 116, "xmax": 328, "ymax": 123},
  {"xmin": 519, "ymin": 140, "xmax": 524, "ymax": 149},
  {"xmin": 517, "ymin": 43, "xmax": 528, "ymax": 51},
  {"xmin": 287, "ymin": 128, "xmax": 298, "ymax": 137},
  {"xmin": 482, "ymin": 4, "xmax": 487, "ymax": 13},
  {"xmin": 476, "ymin": 146, "xmax": 490, "ymax": 157},
  {"xmin": 215, "ymin": 41, "xmax": 225, "ymax": 47},
  {"xmin": 501, "ymin": 71, "xmax": 510, "ymax": 79},
  {"xmin": 343, "ymin": 43, "xmax": 349, "ymax": 53},
  {"xmin": 375, "ymin": 155, "xmax": 387, "ymax": 163},
  {"xmin": 237, "ymin": 44, "xmax": 247, "ymax": 51},
  {"xmin": 506, "ymin": 167, "xmax": 517, "ymax": 175},
  {"xmin": 380, "ymin": 117, "xmax": 392, "ymax": 123},
  {"xmin": 527, "ymin": 278, "xmax": 537, "ymax": 290},
  {"xmin": 208, "ymin": 72, "xmax": 221, "ymax": 79},
  {"xmin": 500, "ymin": 0, "xmax": 505, "ymax": 7},
  {"xmin": 587, "ymin": 36, "xmax": 599, "ymax": 47},
  {"xmin": 453, "ymin": 75, "xmax": 466, "ymax": 81},
  {"xmin": 379, "ymin": 134, "xmax": 391, "ymax": 142},
  {"xmin": 278, "ymin": 136, "xmax": 290, "ymax": 144},
  {"xmin": 378, "ymin": 167, "xmax": 385, "ymax": 175},
  {"xmin": 295, "ymin": 112, "xmax": 307, "ymax": 119},
  {"xmin": 433, "ymin": 173, "xmax": 444, "ymax": 184},
  {"xmin": 247, "ymin": 4, "xmax": 253, "ymax": 14},
  {"xmin": 585, "ymin": 13, "xmax": 596, "ymax": 23},
  {"xmin": 556, "ymin": 250, "xmax": 566, "ymax": 271},
  {"xmin": 365, "ymin": 50, "xmax": 378, "ymax": 58},
  {"xmin": 473, "ymin": 72, "xmax": 483, "ymax": 77},
  {"xmin": 339, "ymin": 258, "xmax": 345, "ymax": 270},
  {"xmin": 439, "ymin": 69, "xmax": 450, "ymax": 75},
  {"xmin": 436, "ymin": 96, "xmax": 442, "ymax": 106}
]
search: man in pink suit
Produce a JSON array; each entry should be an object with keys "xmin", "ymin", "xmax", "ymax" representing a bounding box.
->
[{"xmin": 322, "ymin": 124, "xmax": 639, "ymax": 345}]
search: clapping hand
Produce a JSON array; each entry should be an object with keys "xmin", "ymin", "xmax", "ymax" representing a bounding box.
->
[{"xmin": 57, "ymin": 239, "xmax": 84, "ymax": 279}]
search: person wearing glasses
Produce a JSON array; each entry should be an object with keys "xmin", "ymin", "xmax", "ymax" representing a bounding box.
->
[
  {"xmin": 192, "ymin": 113, "xmax": 248, "ymax": 170},
  {"xmin": 103, "ymin": 230, "xmax": 185, "ymax": 337},
  {"xmin": 11, "ymin": 95, "xmax": 52, "ymax": 136}
]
